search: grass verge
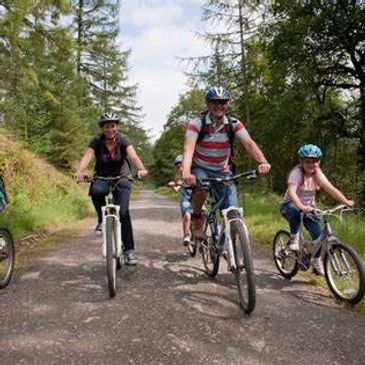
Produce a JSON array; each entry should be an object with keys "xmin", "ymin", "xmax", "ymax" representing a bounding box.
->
[{"xmin": 155, "ymin": 186, "xmax": 365, "ymax": 313}]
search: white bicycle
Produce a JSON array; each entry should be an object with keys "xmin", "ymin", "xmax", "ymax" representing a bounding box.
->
[{"xmin": 85, "ymin": 175, "xmax": 132, "ymax": 298}]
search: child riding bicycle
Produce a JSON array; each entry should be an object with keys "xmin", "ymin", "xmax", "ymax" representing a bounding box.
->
[
  {"xmin": 167, "ymin": 155, "xmax": 193, "ymax": 246},
  {"xmin": 280, "ymin": 144, "xmax": 354, "ymax": 275}
]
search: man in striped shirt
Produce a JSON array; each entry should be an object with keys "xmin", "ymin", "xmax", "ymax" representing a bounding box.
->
[{"xmin": 182, "ymin": 85, "xmax": 271, "ymax": 239}]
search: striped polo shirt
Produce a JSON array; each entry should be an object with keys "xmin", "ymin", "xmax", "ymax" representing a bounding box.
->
[{"xmin": 186, "ymin": 113, "xmax": 249, "ymax": 171}]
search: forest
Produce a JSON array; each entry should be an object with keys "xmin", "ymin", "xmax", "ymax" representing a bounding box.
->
[{"xmin": 0, "ymin": 0, "xmax": 364, "ymax": 207}]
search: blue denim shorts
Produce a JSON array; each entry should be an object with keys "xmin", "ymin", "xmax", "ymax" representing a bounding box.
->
[
  {"xmin": 180, "ymin": 187, "xmax": 193, "ymax": 215},
  {"xmin": 191, "ymin": 166, "xmax": 238, "ymax": 209}
]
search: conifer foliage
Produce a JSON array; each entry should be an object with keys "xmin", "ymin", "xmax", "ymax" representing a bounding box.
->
[{"xmin": 0, "ymin": 0, "xmax": 149, "ymax": 169}]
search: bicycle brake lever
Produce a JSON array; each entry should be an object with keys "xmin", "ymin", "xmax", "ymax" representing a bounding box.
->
[{"xmin": 246, "ymin": 170, "xmax": 259, "ymax": 180}]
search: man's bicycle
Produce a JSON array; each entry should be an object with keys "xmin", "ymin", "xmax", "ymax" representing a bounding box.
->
[
  {"xmin": 273, "ymin": 205, "xmax": 365, "ymax": 305},
  {"xmin": 196, "ymin": 170, "xmax": 260, "ymax": 314},
  {"xmin": 84, "ymin": 175, "xmax": 132, "ymax": 298}
]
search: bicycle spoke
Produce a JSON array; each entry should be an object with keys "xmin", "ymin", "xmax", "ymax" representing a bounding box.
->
[{"xmin": 273, "ymin": 230, "xmax": 298, "ymax": 279}]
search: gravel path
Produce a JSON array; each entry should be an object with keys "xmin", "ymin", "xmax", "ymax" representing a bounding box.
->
[{"xmin": 0, "ymin": 189, "xmax": 364, "ymax": 365}]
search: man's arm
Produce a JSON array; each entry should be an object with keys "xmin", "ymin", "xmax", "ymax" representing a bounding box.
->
[
  {"xmin": 238, "ymin": 134, "xmax": 271, "ymax": 174},
  {"xmin": 182, "ymin": 138, "xmax": 196, "ymax": 185}
]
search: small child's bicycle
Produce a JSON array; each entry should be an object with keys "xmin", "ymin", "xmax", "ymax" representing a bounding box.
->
[{"xmin": 273, "ymin": 205, "xmax": 365, "ymax": 305}]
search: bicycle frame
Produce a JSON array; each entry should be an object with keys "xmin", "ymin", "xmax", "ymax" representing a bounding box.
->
[
  {"xmin": 200, "ymin": 172, "xmax": 256, "ymax": 271},
  {"xmin": 84, "ymin": 175, "xmax": 126, "ymax": 260},
  {"xmin": 203, "ymin": 189, "xmax": 243, "ymax": 271},
  {"xmin": 221, "ymin": 206, "xmax": 244, "ymax": 271},
  {"xmin": 298, "ymin": 207, "xmax": 349, "ymax": 272}
]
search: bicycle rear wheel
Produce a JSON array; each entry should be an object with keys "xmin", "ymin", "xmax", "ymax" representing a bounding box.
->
[
  {"xmin": 0, "ymin": 228, "xmax": 14, "ymax": 289},
  {"xmin": 201, "ymin": 222, "xmax": 220, "ymax": 277},
  {"xmin": 324, "ymin": 241, "xmax": 365, "ymax": 305},
  {"xmin": 106, "ymin": 217, "xmax": 117, "ymax": 298},
  {"xmin": 231, "ymin": 220, "xmax": 255, "ymax": 314},
  {"xmin": 186, "ymin": 225, "xmax": 197, "ymax": 257},
  {"xmin": 273, "ymin": 230, "xmax": 298, "ymax": 279}
]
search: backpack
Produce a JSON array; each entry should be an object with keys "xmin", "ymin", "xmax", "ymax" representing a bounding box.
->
[{"xmin": 197, "ymin": 110, "xmax": 238, "ymax": 173}]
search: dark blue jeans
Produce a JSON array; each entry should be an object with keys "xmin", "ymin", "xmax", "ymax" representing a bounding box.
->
[
  {"xmin": 90, "ymin": 179, "xmax": 134, "ymax": 251},
  {"xmin": 280, "ymin": 201, "xmax": 321, "ymax": 257}
]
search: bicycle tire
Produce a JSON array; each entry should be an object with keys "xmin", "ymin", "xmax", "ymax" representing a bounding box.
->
[
  {"xmin": 201, "ymin": 222, "xmax": 220, "ymax": 277},
  {"xmin": 0, "ymin": 228, "xmax": 15, "ymax": 289},
  {"xmin": 324, "ymin": 241, "xmax": 365, "ymax": 305},
  {"xmin": 273, "ymin": 230, "xmax": 299, "ymax": 279},
  {"xmin": 106, "ymin": 216, "xmax": 117, "ymax": 298},
  {"xmin": 231, "ymin": 220, "xmax": 255, "ymax": 314}
]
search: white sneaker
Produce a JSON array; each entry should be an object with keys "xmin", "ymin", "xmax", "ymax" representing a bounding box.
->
[
  {"xmin": 124, "ymin": 250, "xmax": 137, "ymax": 266},
  {"xmin": 95, "ymin": 223, "xmax": 102, "ymax": 236},
  {"xmin": 183, "ymin": 234, "xmax": 191, "ymax": 246},
  {"xmin": 288, "ymin": 238, "xmax": 300, "ymax": 252},
  {"xmin": 311, "ymin": 258, "xmax": 325, "ymax": 276}
]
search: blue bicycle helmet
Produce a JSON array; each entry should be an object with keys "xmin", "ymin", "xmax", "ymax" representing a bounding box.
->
[
  {"xmin": 297, "ymin": 144, "xmax": 323, "ymax": 159},
  {"xmin": 174, "ymin": 155, "xmax": 183, "ymax": 165},
  {"xmin": 205, "ymin": 85, "xmax": 231, "ymax": 101}
]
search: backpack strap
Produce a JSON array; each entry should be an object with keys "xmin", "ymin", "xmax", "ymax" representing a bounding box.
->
[
  {"xmin": 197, "ymin": 110, "xmax": 209, "ymax": 143},
  {"xmin": 197, "ymin": 111, "xmax": 237, "ymax": 144}
]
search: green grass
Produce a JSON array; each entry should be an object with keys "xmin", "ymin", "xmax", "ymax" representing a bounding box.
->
[
  {"xmin": 155, "ymin": 186, "xmax": 180, "ymax": 201},
  {"xmin": 155, "ymin": 186, "xmax": 365, "ymax": 312}
]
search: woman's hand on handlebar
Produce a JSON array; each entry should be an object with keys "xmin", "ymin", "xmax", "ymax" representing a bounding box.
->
[{"xmin": 74, "ymin": 171, "xmax": 85, "ymax": 183}]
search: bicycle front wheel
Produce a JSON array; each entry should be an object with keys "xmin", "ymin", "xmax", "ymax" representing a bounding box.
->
[
  {"xmin": 106, "ymin": 217, "xmax": 117, "ymax": 298},
  {"xmin": 231, "ymin": 220, "xmax": 255, "ymax": 314},
  {"xmin": 273, "ymin": 230, "xmax": 298, "ymax": 279},
  {"xmin": 0, "ymin": 228, "xmax": 15, "ymax": 289},
  {"xmin": 324, "ymin": 241, "xmax": 365, "ymax": 305}
]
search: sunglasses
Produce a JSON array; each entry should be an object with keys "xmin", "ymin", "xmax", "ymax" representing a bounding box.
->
[{"xmin": 209, "ymin": 99, "xmax": 229, "ymax": 105}]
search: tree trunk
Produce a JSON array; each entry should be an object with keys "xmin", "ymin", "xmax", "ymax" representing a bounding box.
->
[
  {"xmin": 238, "ymin": 1, "xmax": 251, "ymax": 124},
  {"xmin": 76, "ymin": 0, "xmax": 84, "ymax": 75},
  {"xmin": 358, "ymin": 82, "xmax": 365, "ymax": 206}
]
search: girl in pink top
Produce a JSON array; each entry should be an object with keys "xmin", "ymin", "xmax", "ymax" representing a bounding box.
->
[{"xmin": 280, "ymin": 144, "xmax": 354, "ymax": 275}]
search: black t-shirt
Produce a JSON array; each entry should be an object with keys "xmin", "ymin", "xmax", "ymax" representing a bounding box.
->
[{"xmin": 89, "ymin": 133, "xmax": 132, "ymax": 177}]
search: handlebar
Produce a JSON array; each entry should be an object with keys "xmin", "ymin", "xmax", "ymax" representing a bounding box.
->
[
  {"xmin": 198, "ymin": 170, "xmax": 260, "ymax": 184},
  {"xmin": 310, "ymin": 204, "xmax": 354, "ymax": 221},
  {"xmin": 82, "ymin": 175, "xmax": 134, "ymax": 183}
]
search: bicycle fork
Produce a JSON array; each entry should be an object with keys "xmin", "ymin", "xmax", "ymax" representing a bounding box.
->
[
  {"xmin": 326, "ymin": 237, "xmax": 351, "ymax": 276},
  {"xmin": 101, "ymin": 205, "xmax": 122, "ymax": 259},
  {"xmin": 221, "ymin": 207, "xmax": 244, "ymax": 272}
]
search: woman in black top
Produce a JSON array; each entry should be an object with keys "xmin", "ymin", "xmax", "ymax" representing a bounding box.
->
[{"xmin": 75, "ymin": 113, "xmax": 148, "ymax": 265}]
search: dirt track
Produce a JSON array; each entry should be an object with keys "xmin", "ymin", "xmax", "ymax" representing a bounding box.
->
[{"xmin": 1, "ymin": 189, "xmax": 365, "ymax": 365}]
